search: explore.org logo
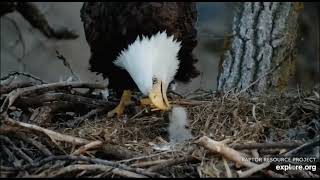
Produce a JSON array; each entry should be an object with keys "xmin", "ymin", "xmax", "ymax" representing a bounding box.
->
[
  {"xmin": 241, "ymin": 157, "xmax": 318, "ymax": 172},
  {"xmin": 275, "ymin": 164, "xmax": 317, "ymax": 172}
]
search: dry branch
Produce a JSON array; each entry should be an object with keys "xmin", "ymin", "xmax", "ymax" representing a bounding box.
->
[
  {"xmin": 0, "ymin": 78, "xmax": 318, "ymax": 178},
  {"xmin": 23, "ymin": 155, "xmax": 167, "ymax": 178},
  {"xmin": 0, "ymin": 82, "xmax": 35, "ymax": 95},
  {"xmin": 147, "ymin": 156, "xmax": 197, "ymax": 172},
  {"xmin": 283, "ymin": 135, "xmax": 320, "ymax": 157},
  {"xmin": 231, "ymin": 141, "xmax": 304, "ymax": 150},
  {"xmin": 98, "ymin": 143, "xmax": 143, "ymax": 160},
  {"xmin": 72, "ymin": 140, "xmax": 103, "ymax": 155},
  {"xmin": 130, "ymin": 159, "xmax": 170, "ymax": 168},
  {"xmin": 48, "ymin": 164, "xmax": 147, "ymax": 178},
  {"xmin": 171, "ymin": 100, "xmax": 210, "ymax": 106},
  {"xmin": 56, "ymin": 50, "xmax": 80, "ymax": 81},
  {"xmin": 70, "ymin": 107, "xmax": 108, "ymax": 127},
  {"xmin": 4, "ymin": 117, "xmax": 90, "ymax": 145},
  {"xmin": 195, "ymin": 136, "xmax": 257, "ymax": 168},
  {"xmin": 0, "ymin": 71, "xmax": 47, "ymax": 84},
  {"xmin": 0, "ymin": 144, "xmax": 16, "ymax": 164},
  {"xmin": 17, "ymin": 93, "xmax": 113, "ymax": 108},
  {"xmin": 117, "ymin": 150, "xmax": 177, "ymax": 163},
  {"xmin": 0, "ymin": 81, "xmax": 108, "ymax": 114},
  {"xmin": 14, "ymin": 134, "xmax": 53, "ymax": 156},
  {"xmin": 0, "ymin": 2, "xmax": 78, "ymax": 39},
  {"xmin": 223, "ymin": 158, "xmax": 233, "ymax": 178},
  {"xmin": 0, "ymin": 135, "xmax": 34, "ymax": 165},
  {"xmin": 237, "ymin": 162, "xmax": 271, "ymax": 178}
]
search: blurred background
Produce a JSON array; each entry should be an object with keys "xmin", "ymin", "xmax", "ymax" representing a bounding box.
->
[{"xmin": 1, "ymin": 2, "xmax": 319, "ymax": 94}]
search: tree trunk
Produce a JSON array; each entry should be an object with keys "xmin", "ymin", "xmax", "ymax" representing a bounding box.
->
[{"xmin": 217, "ymin": 2, "xmax": 301, "ymax": 95}]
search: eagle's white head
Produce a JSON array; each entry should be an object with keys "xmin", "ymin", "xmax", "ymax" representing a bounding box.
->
[{"xmin": 114, "ymin": 31, "xmax": 181, "ymax": 110}]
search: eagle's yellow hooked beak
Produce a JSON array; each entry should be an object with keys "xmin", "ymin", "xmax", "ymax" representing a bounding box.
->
[{"xmin": 148, "ymin": 80, "xmax": 170, "ymax": 110}]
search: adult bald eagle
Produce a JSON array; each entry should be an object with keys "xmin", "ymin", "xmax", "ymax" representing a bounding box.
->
[{"xmin": 80, "ymin": 2, "xmax": 199, "ymax": 116}]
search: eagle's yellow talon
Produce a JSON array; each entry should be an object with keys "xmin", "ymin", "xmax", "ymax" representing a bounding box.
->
[
  {"xmin": 107, "ymin": 90, "xmax": 132, "ymax": 118},
  {"xmin": 107, "ymin": 105, "xmax": 125, "ymax": 118}
]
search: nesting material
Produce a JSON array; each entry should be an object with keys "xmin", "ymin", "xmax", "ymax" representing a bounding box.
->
[
  {"xmin": 1, "ymin": 80, "xmax": 319, "ymax": 178},
  {"xmin": 168, "ymin": 106, "xmax": 193, "ymax": 143}
]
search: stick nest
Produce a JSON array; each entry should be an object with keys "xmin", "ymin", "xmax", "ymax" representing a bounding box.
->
[{"xmin": 0, "ymin": 78, "xmax": 319, "ymax": 178}]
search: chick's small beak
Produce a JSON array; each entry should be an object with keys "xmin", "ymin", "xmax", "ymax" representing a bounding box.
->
[{"xmin": 149, "ymin": 80, "xmax": 170, "ymax": 110}]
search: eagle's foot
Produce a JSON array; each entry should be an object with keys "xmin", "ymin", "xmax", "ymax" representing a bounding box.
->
[{"xmin": 107, "ymin": 90, "xmax": 132, "ymax": 118}]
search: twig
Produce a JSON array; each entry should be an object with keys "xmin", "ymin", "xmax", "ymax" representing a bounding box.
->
[
  {"xmin": 171, "ymin": 100, "xmax": 211, "ymax": 106},
  {"xmin": 0, "ymin": 71, "xmax": 47, "ymax": 84},
  {"xmin": 251, "ymin": 149, "xmax": 260, "ymax": 159},
  {"xmin": 72, "ymin": 140, "xmax": 103, "ymax": 155},
  {"xmin": 4, "ymin": 117, "xmax": 90, "ymax": 145},
  {"xmin": 23, "ymin": 155, "xmax": 167, "ymax": 178},
  {"xmin": 117, "ymin": 150, "xmax": 177, "ymax": 163},
  {"xmin": 56, "ymin": 50, "xmax": 79, "ymax": 81},
  {"xmin": 15, "ymin": 2, "xmax": 79, "ymax": 40},
  {"xmin": 0, "ymin": 126, "xmax": 25, "ymax": 135},
  {"xmin": 0, "ymin": 81, "xmax": 108, "ymax": 114},
  {"xmin": 195, "ymin": 136, "xmax": 257, "ymax": 168},
  {"xmin": 0, "ymin": 135, "xmax": 34, "ymax": 165},
  {"xmin": 185, "ymin": 92, "xmax": 213, "ymax": 100},
  {"xmin": 0, "ymin": 82, "xmax": 35, "ymax": 95},
  {"xmin": 98, "ymin": 143, "xmax": 143, "ymax": 160},
  {"xmin": 17, "ymin": 93, "xmax": 113, "ymax": 108},
  {"xmin": 71, "ymin": 107, "xmax": 108, "ymax": 128},
  {"xmin": 237, "ymin": 162, "xmax": 271, "ymax": 178},
  {"xmin": 48, "ymin": 164, "xmax": 147, "ymax": 178},
  {"xmin": 6, "ymin": 132, "xmax": 53, "ymax": 156},
  {"xmin": 0, "ymin": 170, "xmax": 16, "ymax": 178},
  {"xmin": 0, "ymin": 75, "xmax": 15, "ymax": 86},
  {"xmin": 223, "ymin": 158, "xmax": 233, "ymax": 178},
  {"xmin": 16, "ymin": 135, "xmax": 53, "ymax": 156},
  {"xmin": 26, "ymin": 160, "xmax": 67, "ymax": 178},
  {"xmin": 168, "ymin": 90, "xmax": 184, "ymax": 99},
  {"xmin": 25, "ymin": 101, "xmax": 83, "ymax": 117},
  {"xmin": 131, "ymin": 159, "xmax": 171, "ymax": 168},
  {"xmin": 0, "ymin": 166, "xmax": 19, "ymax": 171},
  {"xmin": 147, "ymin": 156, "xmax": 197, "ymax": 172},
  {"xmin": 284, "ymin": 135, "xmax": 320, "ymax": 157},
  {"xmin": 286, "ymin": 169, "xmax": 313, "ymax": 178},
  {"xmin": 130, "ymin": 108, "xmax": 147, "ymax": 119},
  {"xmin": 230, "ymin": 141, "xmax": 304, "ymax": 150},
  {"xmin": 0, "ymin": 143, "xmax": 16, "ymax": 164}
]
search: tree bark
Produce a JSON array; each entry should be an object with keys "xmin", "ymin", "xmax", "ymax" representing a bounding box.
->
[{"xmin": 217, "ymin": 2, "xmax": 301, "ymax": 95}]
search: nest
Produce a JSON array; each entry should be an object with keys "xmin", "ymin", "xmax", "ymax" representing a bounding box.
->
[{"xmin": 0, "ymin": 77, "xmax": 319, "ymax": 178}]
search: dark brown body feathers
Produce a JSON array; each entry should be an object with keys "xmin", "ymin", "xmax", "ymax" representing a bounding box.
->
[{"xmin": 80, "ymin": 2, "xmax": 199, "ymax": 95}]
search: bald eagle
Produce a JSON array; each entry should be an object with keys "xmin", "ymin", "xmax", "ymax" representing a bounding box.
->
[{"xmin": 80, "ymin": 2, "xmax": 199, "ymax": 116}]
